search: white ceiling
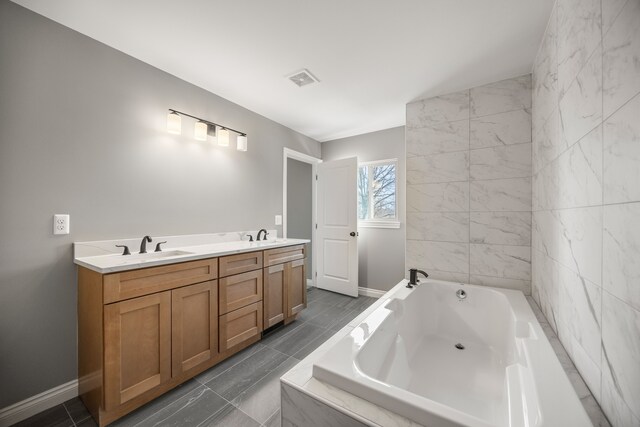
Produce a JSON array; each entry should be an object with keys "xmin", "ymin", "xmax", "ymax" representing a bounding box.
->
[{"xmin": 12, "ymin": 0, "xmax": 553, "ymax": 142}]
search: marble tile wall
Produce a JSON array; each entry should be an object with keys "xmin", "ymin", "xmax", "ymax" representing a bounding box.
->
[
  {"xmin": 406, "ymin": 75, "xmax": 533, "ymax": 293},
  {"xmin": 532, "ymin": 1, "xmax": 640, "ymax": 425}
]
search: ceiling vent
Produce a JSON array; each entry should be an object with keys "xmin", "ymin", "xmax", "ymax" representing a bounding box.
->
[{"xmin": 287, "ymin": 69, "xmax": 319, "ymax": 87}]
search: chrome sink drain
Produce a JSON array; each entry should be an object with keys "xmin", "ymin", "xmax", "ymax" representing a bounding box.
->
[{"xmin": 455, "ymin": 343, "xmax": 465, "ymax": 350}]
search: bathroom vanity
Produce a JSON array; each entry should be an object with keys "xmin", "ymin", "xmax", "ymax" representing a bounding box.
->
[{"xmin": 74, "ymin": 236, "xmax": 307, "ymax": 426}]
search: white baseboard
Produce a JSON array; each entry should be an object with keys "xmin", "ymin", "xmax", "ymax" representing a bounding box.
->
[
  {"xmin": 358, "ymin": 287, "xmax": 386, "ymax": 298},
  {"xmin": 306, "ymin": 279, "xmax": 313, "ymax": 289},
  {"xmin": 0, "ymin": 379, "xmax": 78, "ymax": 427}
]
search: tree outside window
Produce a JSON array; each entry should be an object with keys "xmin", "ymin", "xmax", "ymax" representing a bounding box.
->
[{"xmin": 357, "ymin": 159, "xmax": 397, "ymax": 222}]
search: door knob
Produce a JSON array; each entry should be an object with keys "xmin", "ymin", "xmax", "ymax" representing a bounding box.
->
[{"xmin": 350, "ymin": 232, "xmax": 356, "ymax": 237}]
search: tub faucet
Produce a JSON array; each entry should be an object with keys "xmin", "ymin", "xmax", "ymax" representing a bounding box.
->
[
  {"xmin": 139, "ymin": 235, "xmax": 152, "ymax": 254},
  {"xmin": 407, "ymin": 268, "xmax": 429, "ymax": 288},
  {"xmin": 257, "ymin": 229, "xmax": 269, "ymax": 241}
]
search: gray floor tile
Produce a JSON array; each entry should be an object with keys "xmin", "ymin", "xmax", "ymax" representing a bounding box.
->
[
  {"xmin": 198, "ymin": 403, "xmax": 260, "ymax": 427},
  {"xmin": 260, "ymin": 322, "xmax": 303, "ymax": 347},
  {"xmin": 305, "ymin": 288, "xmax": 326, "ymax": 303},
  {"xmin": 231, "ymin": 358, "xmax": 299, "ymax": 424},
  {"xmin": 331, "ymin": 295, "xmax": 363, "ymax": 309},
  {"xmin": 109, "ymin": 380, "xmax": 201, "ymax": 427},
  {"xmin": 345, "ymin": 296, "xmax": 377, "ymax": 312},
  {"xmin": 63, "ymin": 397, "xmax": 91, "ymax": 424},
  {"xmin": 291, "ymin": 329, "xmax": 336, "ymax": 360},
  {"xmin": 307, "ymin": 305, "xmax": 354, "ymax": 329},
  {"xmin": 195, "ymin": 343, "xmax": 265, "ymax": 385},
  {"xmin": 268, "ymin": 323, "xmax": 327, "ymax": 357},
  {"xmin": 13, "ymin": 405, "xmax": 73, "ymax": 427},
  {"xmin": 264, "ymin": 409, "xmax": 281, "ymax": 427},
  {"xmin": 136, "ymin": 386, "xmax": 227, "ymax": 427},
  {"xmin": 204, "ymin": 346, "xmax": 288, "ymax": 401},
  {"xmin": 312, "ymin": 290, "xmax": 353, "ymax": 307},
  {"xmin": 295, "ymin": 301, "xmax": 332, "ymax": 323},
  {"xmin": 328, "ymin": 309, "xmax": 362, "ymax": 332}
]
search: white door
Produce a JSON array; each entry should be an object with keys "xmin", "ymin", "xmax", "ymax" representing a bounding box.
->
[{"xmin": 316, "ymin": 157, "xmax": 358, "ymax": 297}]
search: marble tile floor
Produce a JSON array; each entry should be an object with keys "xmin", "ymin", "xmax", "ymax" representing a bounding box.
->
[
  {"xmin": 13, "ymin": 290, "xmax": 609, "ymax": 427},
  {"xmin": 13, "ymin": 288, "xmax": 377, "ymax": 427}
]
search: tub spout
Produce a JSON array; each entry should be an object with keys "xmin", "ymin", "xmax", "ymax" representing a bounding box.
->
[{"xmin": 407, "ymin": 268, "xmax": 429, "ymax": 288}]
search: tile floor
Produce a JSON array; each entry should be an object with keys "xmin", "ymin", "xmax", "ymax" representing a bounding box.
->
[
  {"xmin": 14, "ymin": 288, "xmax": 377, "ymax": 427},
  {"xmin": 13, "ymin": 290, "xmax": 609, "ymax": 427}
]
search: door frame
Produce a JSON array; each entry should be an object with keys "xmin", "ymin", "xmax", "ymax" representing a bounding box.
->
[{"xmin": 282, "ymin": 148, "xmax": 322, "ymax": 288}]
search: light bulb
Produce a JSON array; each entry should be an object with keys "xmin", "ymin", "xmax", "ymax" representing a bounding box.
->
[
  {"xmin": 237, "ymin": 135, "xmax": 248, "ymax": 151},
  {"xmin": 167, "ymin": 111, "xmax": 181, "ymax": 135},
  {"xmin": 218, "ymin": 128, "xmax": 229, "ymax": 147},
  {"xmin": 194, "ymin": 121, "xmax": 207, "ymax": 141}
]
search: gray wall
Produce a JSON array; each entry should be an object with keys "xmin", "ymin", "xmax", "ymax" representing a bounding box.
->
[
  {"xmin": 0, "ymin": 1, "xmax": 320, "ymax": 408},
  {"xmin": 287, "ymin": 158, "xmax": 313, "ymax": 280},
  {"xmin": 321, "ymin": 126, "xmax": 406, "ymax": 292},
  {"xmin": 405, "ymin": 75, "xmax": 533, "ymax": 294},
  {"xmin": 532, "ymin": 1, "xmax": 640, "ymax": 425}
]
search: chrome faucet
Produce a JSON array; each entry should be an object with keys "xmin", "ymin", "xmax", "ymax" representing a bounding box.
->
[
  {"xmin": 256, "ymin": 229, "xmax": 269, "ymax": 241},
  {"xmin": 407, "ymin": 268, "xmax": 429, "ymax": 288},
  {"xmin": 139, "ymin": 235, "xmax": 152, "ymax": 254}
]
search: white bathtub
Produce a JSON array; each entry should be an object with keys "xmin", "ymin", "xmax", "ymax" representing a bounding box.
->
[{"xmin": 312, "ymin": 279, "xmax": 592, "ymax": 426}]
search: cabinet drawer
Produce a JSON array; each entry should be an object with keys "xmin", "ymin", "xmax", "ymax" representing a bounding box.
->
[
  {"xmin": 219, "ymin": 270, "xmax": 263, "ymax": 315},
  {"xmin": 104, "ymin": 259, "xmax": 218, "ymax": 304},
  {"xmin": 219, "ymin": 251, "xmax": 263, "ymax": 277},
  {"xmin": 219, "ymin": 302, "xmax": 263, "ymax": 352},
  {"xmin": 264, "ymin": 245, "xmax": 305, "ymax": 267}
]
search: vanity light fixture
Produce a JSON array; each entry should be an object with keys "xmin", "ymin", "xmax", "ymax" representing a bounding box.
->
[
  {"xmin": 217, "ymin": 127, "xmax": 230, "ymax": 147},
  {"xmin": 237, "ymin": 135, "xmax": 248, "ymax": 151},
  {"xmin": 194, "ymin": 120, "xmax": 208, "ymax": 141},
  {"xmin": 167, "ymin": 111, "xmax": 181, "ymax": 134},
  {"xmin": 166, "ymin": 109, "xmax": 248, "ymax": 151}
]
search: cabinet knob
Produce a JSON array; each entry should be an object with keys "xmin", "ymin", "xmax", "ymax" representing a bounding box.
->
[{"xmin": 350, "ymin": 232, "xmax": 356, "ymax": 237}]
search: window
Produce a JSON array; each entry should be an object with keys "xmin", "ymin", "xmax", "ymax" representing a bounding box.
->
[{"xmin": 357, "ymin": 159, "xmax": 399, "ymax": 228}]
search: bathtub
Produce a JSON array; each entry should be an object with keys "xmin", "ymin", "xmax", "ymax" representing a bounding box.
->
[{"xmin": 312, "ymin": 279, "xmax": 591, "ymax": 426}]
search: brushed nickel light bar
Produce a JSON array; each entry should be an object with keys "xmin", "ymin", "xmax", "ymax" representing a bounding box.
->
[{"xmin": 166, "ymin": 109, "xmax": 248, "ymax": 151}]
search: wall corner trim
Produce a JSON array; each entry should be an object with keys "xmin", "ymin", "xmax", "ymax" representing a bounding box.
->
[
  {"xmin": 0, "ymin": 379, "xmax": 78, "ymax": 427},
  {"xmin": 357, "ymin": 286, "xmax": 386, "ymax": 298}
]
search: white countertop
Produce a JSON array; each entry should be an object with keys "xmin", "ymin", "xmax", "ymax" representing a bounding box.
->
[{"xmin": 74, "ymin": 237, "xmax": 309, "ymax": 274}]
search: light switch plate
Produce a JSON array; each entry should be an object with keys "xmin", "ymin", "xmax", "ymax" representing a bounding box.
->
[
  {"xmin": 53, "ymin": 214, "xmax": 70, "ymax": 235},
  {"xmin": 275, "ymin": 215, "xmax": 282, "ymax": 225}
]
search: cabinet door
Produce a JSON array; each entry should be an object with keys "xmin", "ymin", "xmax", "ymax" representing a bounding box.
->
[
  {"xmin": 286, "ymin": 259, "xmax": 307, "ymax": 318},
  {"xmin": 172, "ymin": 281, "xmax": 218, "ymax": 377},
  {"xmin": 104, "ymin": 292, "xmax": 171, "ymax": 410},
  {"xmin": 263, "ymin": 264, "xmax": 285, "ymax": 328}
]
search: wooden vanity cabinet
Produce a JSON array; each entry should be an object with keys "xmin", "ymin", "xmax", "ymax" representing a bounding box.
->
[
  {"xmin": 263, "ymin": 245, "xmax": 307, "ymax": 327},
  {"xmin": 101, "ymin": 279, "xmax": 219, "ymax": 411},
  {"xmin": 78, "ymin": 243, "xmax": 306, "ymax": 426},
  {"xmin": 79, "ymin": 259, "xmax": 227, "ymax": 427}
]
